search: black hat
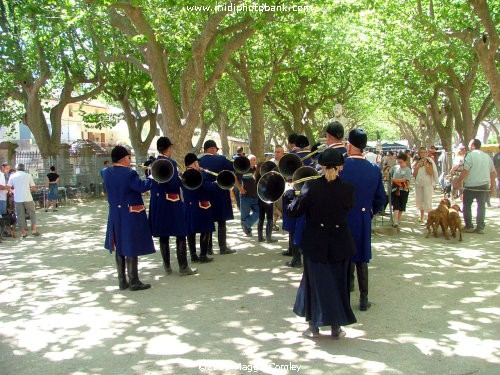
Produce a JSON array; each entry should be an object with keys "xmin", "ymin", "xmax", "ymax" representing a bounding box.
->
[
  {"xmin": 287, "ymin": 133, "xmax": 298, "ymax": 145},
  {"xmin": 318, "ymin": 148, "xmax": 344, "ymax": 168},
  {"xmin": 203, "ymin": 140, "xmax": 218, "ymax": 150},
  {"xmin": 311, "ymin": 143, "xmax": 322, "ymax": 159},
  {"xmin": 157, "ymin": 137, "xmax": 173, "ymax": 152},
  {"xmin": 347, "ymin": 128, "xmax": 367, "ymax": 150},
  {"xmin": 184, "ymin": 153, "xmax": 199, "ymax": 167},
  {"xmin": 325, "ymin": 121, "xmax": 344, "ymax": 139},
  {"xmin": 111, "ymin": 145, "xmax": 131, "ymax": 163},
  {"xmin": 295, "ymin": 135, "xmax": 310, "ymax": 149}
]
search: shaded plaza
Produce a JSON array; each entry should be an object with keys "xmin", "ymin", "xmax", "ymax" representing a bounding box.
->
[{"xmin": 0, "ymin": 194, "xmax": 499, "ymax": 375}]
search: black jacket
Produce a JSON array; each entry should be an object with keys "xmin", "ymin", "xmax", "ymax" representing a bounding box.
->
[{"xmin": 287, "ymin": 176, "xmax": 356, "ymax": 263}]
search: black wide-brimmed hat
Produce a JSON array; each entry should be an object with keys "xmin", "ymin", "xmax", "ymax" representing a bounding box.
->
[
  {"xmin": 318, "ymin": 148, "xmax": 344, "ymax": 168},
  {"xmin": 111, "ymin": 145, "xmax": 130, "ymax": 163}
]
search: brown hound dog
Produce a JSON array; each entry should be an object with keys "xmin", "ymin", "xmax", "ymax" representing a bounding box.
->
[
  {"xmin": 448, "ymin": 204, "xmax": 463, "ymax": 241},
  {"xmin": 425, "ymin": 198, "xmax": 451, "ymax": 239}
]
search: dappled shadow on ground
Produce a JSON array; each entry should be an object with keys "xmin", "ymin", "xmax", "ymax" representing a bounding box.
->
[{"xmin": 0, "ymin": 197, "xmax": 499, "ymax": 374}]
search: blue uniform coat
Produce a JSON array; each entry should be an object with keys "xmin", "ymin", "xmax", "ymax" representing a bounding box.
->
[
  {"xmin": 182, "ymin": 170, "xmax": 217, "ymax": 234},
  {"xmin": 149, "ymin": 156, "xmax": 187, "ymax": 237},
  {"xmin": 339, "ymin": 157, "xmax": 386, "ymax": 263},
  {"xmin": 103, "ymin": 166, "xmax": 155, "ymax": 257},
  {"xmin": 198, "ymin": 154, "xmax": 234, "ymax": 221},
  {"xmin": 292, "ymin": 150, "xmax": 314, "ymax": 243}
]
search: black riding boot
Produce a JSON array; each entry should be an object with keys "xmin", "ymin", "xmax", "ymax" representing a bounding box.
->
[
  {"xmin": 349, "ymin": 262, "xmax": 355, "ymax": 292},
  {"xmin": 177, "ymin": 237, "xmax": 198, "ymax": 276},
  {"xmin": 115, "ymin": 252, "xmax": 129, "ymax": 290},
  {"xmin": 160, "ymin": 237, "xmax": 172, "ymax": 274},
  {"xmin": 187, "ymin": 234, "xmax": 199, "ymax": 262},
  {"xmin": 207, "ymin": 232, "xmax": 214, "ymax": 255},
  {"xmin": 257, "ymin": 220, "xmax": 265, "ymax": 242},
  {"xmin": 286, "ymin": 243, "xmax": 302, "ymax": 267},
  {"xmin": 199, "ymin": 232, "xmax": 213, "ymax": 263},
  {"xmin": 265, "ymin": 221, "xmax": 276, "ymax": 243},
  {"xmin": 282, "ymin": 232, "xmax": 293, "ymax": 256},
  {"xmin": 218, "ymin": 221, "xmax": 235, "ymax": 254},
  {"xmin": 357, "ymin": 262, "xmax": 371, "ymax": 311},
  {"xmin": 126, "ymin": 256, "xmax": 151, "ymax": 291}
]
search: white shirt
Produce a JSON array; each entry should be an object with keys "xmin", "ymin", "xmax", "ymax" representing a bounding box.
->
[
  {"xmin": 414, "ymin": 157, "xmax": 439, "ymax": 186},
  {"xmin": 463, "ymin": 150, "xmax": 495, "ymax": 187},
  {"xmin": 365, "ymin": 151, "xmax": 377, "ymax": 164},
  {"xmin": 7, "ymin": 171, "xmax": 35, "ymax": 202},
  {"xmin": 0, "ymin": 173, "xmax": 7, "ymax": 200}
]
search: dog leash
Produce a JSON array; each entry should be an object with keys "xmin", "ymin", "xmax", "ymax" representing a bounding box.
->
[{"xmin": 462, "ymin": 187, "xmax": 493, "ymax": 192}]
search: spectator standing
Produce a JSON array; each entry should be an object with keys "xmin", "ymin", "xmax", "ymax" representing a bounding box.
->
[
  {"xmin": 390, "ymin": 153, "xmax": 412, "ymax": 228},
  {"xmin": 232, "ymin": 147, "xmax": 245, "ymax": 211},
  {"xmin": 412, "ymin": 147, "xmax": 439, "ymax": 224},
  {"xmin": 45, "ymin": 166, "xmax": 59, "ymax": 212},
  {"xmin": 453, "ymin": 139, "xmax": 496, "ymax": 233},
  {"xmin": 493, "ymin": 151, "xmax": 500, "ymax": 206},
  {"xmin": 449, "ymin": 144, "xmax": 466, "ymax": 200},
  {"xmin": 364, "ymin": 149, "xmax": 377, "ymax": 164},
  {"xmin": 7, "ymin": 163, "xmax": 40, "ymax": 237},
  {"xmin": 429, "ymin": 145, "xmax": 439, "ymax": 168},
  {"xmin": 0, "ymin": 162, "xmax": 11, "ymax": 216}
]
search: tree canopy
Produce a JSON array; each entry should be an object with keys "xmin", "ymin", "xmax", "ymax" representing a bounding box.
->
[{"xmin": 0, "ymin": 0, "xmax": 497, "ymax": 159}]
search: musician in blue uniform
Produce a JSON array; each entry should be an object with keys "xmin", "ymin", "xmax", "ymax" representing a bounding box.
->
[
  {"xmin": 182, "ymin": 153, "xmax": 217, "ymax": 263},
  {"xmin": 287, "ymin": 148, "xmax": 357, "ymax": 339},
  {"xmin": 325, "ymin": 121, "xmax": 347, "ymax": 155},
  {"xmin": 281, "ymin": 134, "xmax": 299, "ymax": 259},
  {"xmin": 103, "ymin": 146, "xmax": 154, "ymax": 291},
  {"xmin": 149, "ymin": 137, "xmax": 197, "ymax": 276},
  {"xmin": 288, "ymin": 135, "xmax": 314, "ymax": 268},
  {"xmin": 339, "ymin": 129, "xmax": 386, "ymax": 311},
  {"xmin": 198, "ymin": 140, "xmax": 236, "ymax": 255}
]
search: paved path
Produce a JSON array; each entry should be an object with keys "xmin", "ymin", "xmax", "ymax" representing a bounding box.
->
[{"xmin": 1, "ymin": 195, "xmax": 499, "ymax": 374}]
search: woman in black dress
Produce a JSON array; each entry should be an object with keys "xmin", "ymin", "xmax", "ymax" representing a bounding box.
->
[{"xmin": 287, "ymin": 148, "xmax": 357, "ymax": 339}]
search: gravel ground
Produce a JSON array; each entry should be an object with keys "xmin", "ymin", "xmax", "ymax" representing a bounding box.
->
[{"xmin": 0, "ymin": 194, "xmax": 499, "ymax": 375}]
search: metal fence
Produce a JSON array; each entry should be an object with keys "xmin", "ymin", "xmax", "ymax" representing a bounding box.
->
[{"xmin": 15, "ymin": 150, "xmax": 111, "ymax": 204}]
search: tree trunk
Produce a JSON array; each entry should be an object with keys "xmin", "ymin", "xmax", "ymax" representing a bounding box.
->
[
  {"xmin": 110, "ymin": 5, "xmax": 257, "ymax": 161},
  {"xmin": 218, "ymin": 113, "xmax": 230, "ymax": 156},
  {"xmin": 248, "ymin": 94, "xmax": 266, "ymax": 160},
  {"xmin": 24, "ymin": 91, "xmax": 53, "ymax": 158},
  {"xmin": 119, "ymin": 97, "xmax": 157, "ymax": 166},
  {"xmin": 469, "ymin": 0, "xmax": 500, "ymax": 111}
]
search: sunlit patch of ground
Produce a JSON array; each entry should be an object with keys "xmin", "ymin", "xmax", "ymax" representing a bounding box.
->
[{"xmin": 1, "ymin": 196, "xmax": 499, "ymax": 374}]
